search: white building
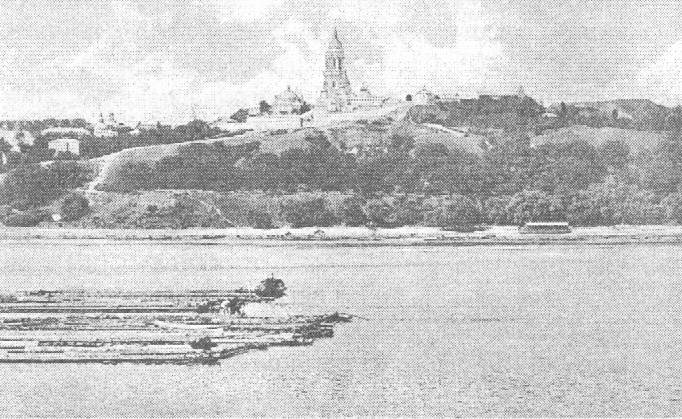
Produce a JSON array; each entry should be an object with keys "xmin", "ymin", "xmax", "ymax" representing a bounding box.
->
[
  {"xmin": 348, "ymin": 85, "xmax": 388, "ymax": 109},
  {"xmin": 272, "ymin": 86, "xmax": 306, "ymax": 115},
  {"xmin": 412, "ymin": 88, "xmax": 460, "ymax": 105},
  {"xmin": 48, "ymin": 138, "xmax": 80, "ymax": 156},
  {"xmin": 413, "ymin": 87, "xmax": 437, "ymax": 105},
  {"xmin": 93, "ymin": 113, "xmax": 123, "ymax": 138}
]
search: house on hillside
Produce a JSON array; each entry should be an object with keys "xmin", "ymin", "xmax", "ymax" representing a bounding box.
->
[{"xmin": 48, "ymin": 138, "xmax": 80, "ymax": 156}]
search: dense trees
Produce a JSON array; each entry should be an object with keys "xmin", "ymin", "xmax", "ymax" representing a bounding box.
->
[
  {"xmin": 60, "ymin": 193, "xmax": 90, "ymax": 221},
  {"xmin": 0, "ymin": 162, "xmax": 92, "ymax": 208},
  {"xmin": 83, "ymin": 128, "xmax": 682, "ymax": 227},
  {"xmin": 279, "ymin": 197, "xmax": 337, "ymax": 228},
  {"xmin": 7, "ymin": 122, "xmax": 682, "ymax": 228},
  {"xmin": 431, "ymin": 195, "xmax": 482, "ymax": 230}
]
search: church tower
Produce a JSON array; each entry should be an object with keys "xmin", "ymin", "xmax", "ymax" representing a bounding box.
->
[{"xmin": 318, "ymin": 28, "xmax": 353, "ymax": 112}]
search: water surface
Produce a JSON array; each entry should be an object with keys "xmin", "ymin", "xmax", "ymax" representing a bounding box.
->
[{"xmin": 1, "ymin": 241, "xmax": 681, "ymax": 416}]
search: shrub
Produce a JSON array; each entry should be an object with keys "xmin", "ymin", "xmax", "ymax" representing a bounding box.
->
[
  {"xmin": 255, "ymin": 275, "xmax": 287, "ymax": 299},
  {"xmin": 662, "ymin": 193, "xmax": 682, "ymax": 224},
  {"xmin": 363, "ymin": 198, "xmax": 395, "ymax": 227},
  {"xmin": 392, "ymin": 197, "xmax": 424, "ymax": 226},
  {"xmin": 60, "ymin": 193, "xmax": 90, "ymax": 221},
  {"xmin": 506, "ymin": 190, "xmax": 565, "ymax": 225},
  {"xmin": 431, "ymin": 195, "xmax": 482, "ymax": 231},
  {"xmin": 339, "ymin": 196, "xmax": 367, "ymax": 226},
  {"xmin": 3, "ymin": 210, "xmax": 48, "ymax": 227},
  {"xmin": 0, "ymin": 162, "xmax": 92, "ymax": 209},
  {"xmin": 483, "ymin": 196, "xmax": 511, "ymax": 224},
  {"xmin": 280, "ymin": 197, "xmax": 336, "ymax": 228},
  {"xmin": 246, "ymin": 209, "xmax": 275, "ymax": 229},
  {"xmin": 98, "ymin": 162, "xmax": 155, "ymax": 193}
]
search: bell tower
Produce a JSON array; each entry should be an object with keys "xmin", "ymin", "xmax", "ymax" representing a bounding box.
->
[{"xmin": 318, "ymin": 28, "xmax": 353, "ymax": 112}]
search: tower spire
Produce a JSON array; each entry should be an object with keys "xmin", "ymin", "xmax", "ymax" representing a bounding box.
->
[{"xmin": 318, "ymin": 27, "xmax": 353, "ymax": 112}]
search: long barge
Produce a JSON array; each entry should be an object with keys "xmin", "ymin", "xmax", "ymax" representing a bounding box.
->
[{"xmin": 0, "ymin": 278, "xmax": 351, "ymax": 364}]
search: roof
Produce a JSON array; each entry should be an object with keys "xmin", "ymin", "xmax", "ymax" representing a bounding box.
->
[
  {"xmin": 416, "ymin": 86, "xmax": 434, "ymax": 95},
  {"xmin": 48, "ymin": 137, "xmax": 79, "ymax": 144},
  {"xmin": 41, "ymin": 127, "xmax": 91, "ymax": 136},
  {"xmin": 275, "ymin": 86, "xmax": 302, "ymax": 102},
  {"xmin": 328, "ymin": 28, "xmax": 343, "ymax": 50}
]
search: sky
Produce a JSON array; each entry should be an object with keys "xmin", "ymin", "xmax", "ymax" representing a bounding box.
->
[{"xmin": 0, "ymin": 0, "xmax": 681, "ymax": 124}]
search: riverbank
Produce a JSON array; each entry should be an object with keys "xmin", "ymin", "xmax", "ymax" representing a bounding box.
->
[{"xmin": 3, "ymin": 225, "xmax": 682, "ymax": 245}]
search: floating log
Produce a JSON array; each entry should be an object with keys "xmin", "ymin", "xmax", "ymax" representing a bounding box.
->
[{"xmin": 0, "ymin": 281, "xmax": 349, "ymax": 364}]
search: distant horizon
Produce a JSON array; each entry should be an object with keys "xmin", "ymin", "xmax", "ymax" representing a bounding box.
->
[{"xmin": 1, "ymin": 0, "xmax": 681, "ymax": 123}]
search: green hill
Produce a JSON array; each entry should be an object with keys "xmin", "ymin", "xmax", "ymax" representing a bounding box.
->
[
  {"xmin": 569, "ymin": 99, "xmax": 672, "ymax": 130},
  {"xmin": 531, "ymin": 125, "xmax": 666, "ymax": 154}
]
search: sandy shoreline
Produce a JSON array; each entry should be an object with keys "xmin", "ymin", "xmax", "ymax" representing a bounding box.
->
[{"xmin": 3, "ymin": 225, "xmax": 682, "ymax": 245}]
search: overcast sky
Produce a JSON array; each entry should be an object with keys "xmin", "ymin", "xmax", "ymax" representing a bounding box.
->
[{"xmin": 0, "ymin": 0, "xmax": 681, "ymax": 123}]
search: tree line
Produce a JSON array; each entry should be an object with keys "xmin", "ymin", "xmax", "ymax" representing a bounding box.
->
[{"xmin": 85, "ymin": 128, "xmax": 682, "ymax": 228}]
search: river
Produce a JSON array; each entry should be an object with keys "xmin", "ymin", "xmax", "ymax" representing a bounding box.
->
[{"xmin": 1, "ymin": 241, "xmax": 681, "ymax": 416}]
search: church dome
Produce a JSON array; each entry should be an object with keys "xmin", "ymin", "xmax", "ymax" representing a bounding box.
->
[{"xmin": 276, "ymin": 86, "xmax": 301, "ymax": 102}]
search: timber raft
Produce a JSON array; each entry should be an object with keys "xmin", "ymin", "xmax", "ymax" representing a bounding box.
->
[{"xmin": 0, "ymin": 277, "xmax": 351, "ymax": 364}]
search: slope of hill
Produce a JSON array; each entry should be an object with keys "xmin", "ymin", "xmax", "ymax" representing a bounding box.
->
[
  {"xmin": 563, "ymin": 99, "xmax": 673, "ymax": 131},
  {"xmin": 572, "ymin": 99, "xmax": 670, "ymax": 120},
  {"xmin": 87, "ymin": 118, "xmax": 487, "ymax": 189},
  {"xmin": 531, "ymin": 125, "xmax": 666, "ymax": 153}
]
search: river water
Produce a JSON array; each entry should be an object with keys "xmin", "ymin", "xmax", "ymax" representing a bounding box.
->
[{"xmin": 1, "ymin": 240, "xmax": 681, "ymax": 416}]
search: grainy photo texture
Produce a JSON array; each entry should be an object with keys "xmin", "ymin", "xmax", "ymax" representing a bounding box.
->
[{"xmin": 1, "ymin": 0, "xmax": 682, "ymax": 417}]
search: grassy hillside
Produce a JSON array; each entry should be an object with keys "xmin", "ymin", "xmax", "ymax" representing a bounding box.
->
[
  {"xmin": 74, "ymin": 190, "xmax": 353, "ymax": 229},
  {"xmin": 531, "ymin": 125, "xmax": 666, "ymax": 154},
  {"xmin": 570, "ymin": 99, "xmax": 671, "ymax": 127},
  {"xmin": 91, "ymin": 119, "xmax": 486, "ymax": 188}
]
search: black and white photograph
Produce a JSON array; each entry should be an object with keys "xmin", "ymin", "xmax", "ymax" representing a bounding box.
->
[{"xmin": 1, "ymin": 0, "xmax": 682, "ymax": 416}]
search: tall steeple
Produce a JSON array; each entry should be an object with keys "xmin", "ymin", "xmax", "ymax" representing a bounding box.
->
[{"xmin": 319, "ymin": 28, "xmax": 353, "ymax": 111}]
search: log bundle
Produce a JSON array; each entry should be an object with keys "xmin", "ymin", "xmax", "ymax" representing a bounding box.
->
[{"xmin": 0, "ymin": 289, "xmax": 350, "ymax": 364}]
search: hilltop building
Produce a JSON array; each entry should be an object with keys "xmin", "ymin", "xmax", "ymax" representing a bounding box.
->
[
  {"xmin": 317, "ymin": 29, "xmax": 388, "ymax": 113},
  {"xmin": 413, "ymin": 87, "xmax": 438, "ymax": 105},
  {"xmin": 94, "ymin": 113, "xmax": 132, "ymax": 138},
  {"xmin": 410, "ymin": 87, "xmax": 461, "ymax": 105},
  {"xmin": 272, "ymin": 86, "xmax": 306, "ymax": 115}
]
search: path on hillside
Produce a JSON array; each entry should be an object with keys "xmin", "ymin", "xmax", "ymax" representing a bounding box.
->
[
  {"xmin": 420, "ymin": 123, "xmax": 469, "ymax": 136},
  {"xmin": 85, "ymin": 106, "xmax": 412, "ymax": 192},
  {"xmin": 83, "ymin": 104, "xmax": 423, "ymax": 193},
  {"xmin": 84, "ymin": 133, "xmax": 252, "ymax": 193}
]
